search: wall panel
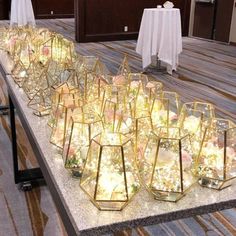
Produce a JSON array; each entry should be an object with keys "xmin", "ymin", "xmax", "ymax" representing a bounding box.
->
[
  {"xmin": 75, "ymin": 0, "xmax": 191, "ymax": 42},
  {"xmin": 32, "ymin": 0, "xmax": 74, "ymax": 19},
  {"xmin": 0, "ymin": 0, "xmax": 10, "ymax": 20}
]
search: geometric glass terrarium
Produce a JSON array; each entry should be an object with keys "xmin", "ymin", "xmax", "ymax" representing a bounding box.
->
[
  {"xmin": 178, "ymin": 102, "xmax": 215, "ymax": 135},
  {"xmin": 63, "ymin": 112, "xmax": 103, "ymax": 178},
  {"xmin": 28, "ymin": 88, "xmax": 51, "ymax": 116},
  {"xmin": 178, "ymin": 102, "xmax": 215, "ymax": 161},
  {"xmin": 48, "ymin": 82, "xmax": 81, "ymax": 128},
  {"xmin": 138, "ymin": 127, "xmax": 195, "ymax": 202},
  {"xmin": 150, "ymin": 91, "xmax": 180, "ymax": 129},
  {"xmin": 197, "ymin": 119, "xmax": 236, "ymax": 190},
  {"xmin": 80, "ymin": 132, "xmax": 140, "ymax": 210},
  {"xmin": 22, "ymin": 67, "xmax": 49, "ymax": 100},
  {"xmin": 38, "ymin": 33, "xmax": 75, "ymax": 66},
  {"xmin": 51, "ymin": 82, "xmax": 80, "ymax": 108}
]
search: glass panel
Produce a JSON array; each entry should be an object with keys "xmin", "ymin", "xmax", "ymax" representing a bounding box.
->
[
  {"xmin": 96, "ymin": 146, "xmax": 127, "ymax": 201},
  {"xmin": 226, "ymin": 127, "xmax": 236, "ymax": 179},
  {"xmin": 80, "ymin": 140, "xmax": 101, "ymax": 198},
  {"xmin": 152, "ymin": 139, "xmax": 181, "ymax": 193}
]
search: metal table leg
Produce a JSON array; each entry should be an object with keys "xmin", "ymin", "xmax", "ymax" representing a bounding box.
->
[
  {"xmin": 8, "ymin": 94, "xmax": 45, "ymax": 191},
  {"xmin": 156, "ymin": 57, "xmax": 166, "ymax": 72},
  {"xmin": 0, "ymin": 105, "xmax": 9, "ymax": 115},
  {"xmin": 143, "ymin": 56, "xmax": 167, "ymax": 74}
]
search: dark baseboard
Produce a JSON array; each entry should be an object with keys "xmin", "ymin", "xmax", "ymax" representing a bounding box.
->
[
  {"xmin": 36, "ymin": 14, "xmax": 74, "ymax": 19},
  {"xmin": 78, "ymin": 32, "xmax": 138, "ymax": 43}
]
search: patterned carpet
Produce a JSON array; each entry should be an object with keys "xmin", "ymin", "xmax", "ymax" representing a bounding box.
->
[{"xmin": 0, "ymin": 19, "xmax": 236, "ymax": 236}]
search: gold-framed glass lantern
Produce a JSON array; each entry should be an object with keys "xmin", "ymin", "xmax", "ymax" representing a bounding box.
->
[
  {"xmin": 28, "ymin": 89, "xmax": 51, "ymax": 116},
  {"xmin": 48, "ymin": 82, "xmax": 81, "ymax": 128},
  {"xmin": 80, "ymin": 132, "xmax": 140, "ymax": 211},
  {"xmin": 150, "ymin": 91, "xmax": 180, "ymax": 129},
  {"xmin": 138, "ymin": 127, "xmax": 195, "ymax": 202},
  {"xmin": 22, "ymin": 69, "xmax": 50, "ymax": 100},
  {"xmin": 63, "ymin": 112, "xmax": 103, "ymax": 178},
  {"xmin": 196, "ymin": 119, "xmax": 236, "ymax": 190},
  {"xmin": 178, "ymin": 102, "xmax": 215, "ymax": 135},
  {"xmin": 37, "ymin": 33, "xmax": 75, "ymax": 66},
  {"xmin": 178, "ymin": 102, "xmax": 215, "ymax": 162}
]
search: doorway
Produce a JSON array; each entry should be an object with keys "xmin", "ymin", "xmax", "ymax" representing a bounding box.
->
[{"xmin": 192, "ymin": 0, "xmax": 234, "ymax": 42}]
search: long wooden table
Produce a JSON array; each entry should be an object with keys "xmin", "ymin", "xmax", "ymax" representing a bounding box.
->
[{"xmin": 1, "ymin": 57, "xmax": 236, "ymax": 235}]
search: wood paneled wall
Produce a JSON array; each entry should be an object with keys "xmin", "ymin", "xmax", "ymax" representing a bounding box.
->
[
  {"xmin": 0, "ymin": 0, "xmax": 10, "ymax": 20},
  {"xmin": 0, "ymin": 0, "xmax": 74, "ymax": 20},
  {"xmin": 75, "ymin": 0, "xmax": 191, "ymax": 42},
  {"xmin": 193, "ymin": 0, "xmax": 234, "ymax": 43},
  {"xmin": 32, "ymin": 0, "xmax": 74, "ymax": 18}
]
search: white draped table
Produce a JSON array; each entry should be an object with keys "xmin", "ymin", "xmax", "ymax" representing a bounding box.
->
[
  {"xmin": 136, "ymin": 8, "xmax": 182, "ymax": 74},
  {"xmin": 10, "ymin": 0, "xmax": 35, "ymax": 26}
]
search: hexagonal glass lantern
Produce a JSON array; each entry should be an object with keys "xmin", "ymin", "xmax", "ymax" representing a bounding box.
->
[
  {"xmin": 80, "ymin": 132, "xmax": 140, "ymax": 211},
  {"xmin": 150, "ymin": 91, "xmax": 180, "ymax": 129},
  {"xmin": 38, "ymin": 33, "xmax": 74, "ymax": 66},
  {"xmin": 197, "ymin": 119, "xmax": 236, "ymax": 190},
  {"xmin": 138, "ymin": 127, "xmax": 195, "ymax": 202},
  {"xmin": 179, "ymin": 102, "xmax": 215, "ymax": 135},
  {"xmin": 178, "ymin": 102, "xmax": 215, "ymax": 136},
  {"xmin": 178, "ymin": 102, "xmax": 215, "ymax": 162},
  {"xmin": 48, "ymin": 82, "xmax": 81, "ymax": 128},
  {"xmin": 22, "ymin": 67, "xmax": 49, "ymax": 100},
  {"xmin": 63, "ymin": 112, "xmax": 103, "ymax": 178}
]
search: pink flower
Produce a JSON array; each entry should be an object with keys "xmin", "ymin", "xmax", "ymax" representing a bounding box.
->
[
  {"xmin": 66, "ymin": 103, "xmax": 76, "ymax": 109},
  {"xmin": 112, "ymin": 75, "xmax": 126, "ymax": 86},
  {"xmin": 42, "ymin": 46, "xmax": 50, "ymax": 56},
  {"xmin": 182, "ymin": 150, "xmax": 192, "ymax": 166},
  {"xmin": 116, "ymin": 110, "xmax": 123, "ymax": 119},
  {"xmin": 104, "ymin": 109, "xmax": 115, "ymax": 120},
  {"xmin": 9, "ymin": 37, "xmax": 17, "ymax": 47},
  {"xmin": 137, "ymin": 146, "xmax": 145, "ymax": 158},
  {"xmin": 170, "ymin": 113, "xmax": 178, "ymax": 121},
  {"xmin": 130, "ymin": 81, "xmax": 140, "ymax": 88},
  {"xmin": 68, "ymin": 147, "xmax": 76, "ymax": 157},
  {"xmin": 226, "ymin": 147, "xmax": 236, "ymax": 157},
  {"xmin": 146, "ymin": 82, "xmax": 155, "ymax": 89}
]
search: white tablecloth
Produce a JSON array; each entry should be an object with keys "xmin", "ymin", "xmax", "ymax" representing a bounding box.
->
[
  {"xmin": 10, "ymin": 0, "xmax": 36, "ymax": 26},
  {"xmin": 136, "ymin": 8, "xmax": 182, "ymax": 74}
]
